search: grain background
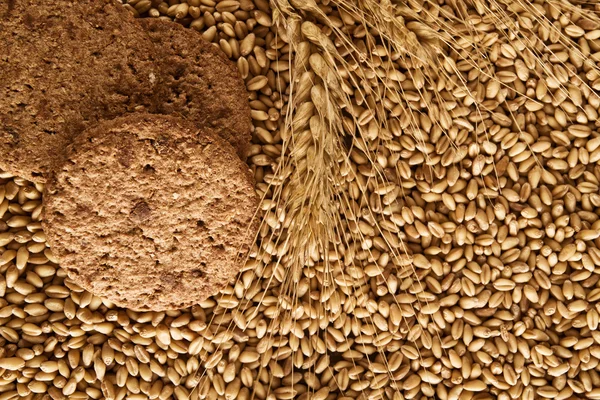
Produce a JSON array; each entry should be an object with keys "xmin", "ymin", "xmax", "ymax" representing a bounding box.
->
[{"xmin": 2, "ymin": 0, "xmax": 600, "ymax": 399}]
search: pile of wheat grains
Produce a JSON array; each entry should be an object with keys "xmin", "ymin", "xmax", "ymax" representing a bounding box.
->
[{"xmin": 1, "ymin": 0, "xmax": 600, "ymax": 399}]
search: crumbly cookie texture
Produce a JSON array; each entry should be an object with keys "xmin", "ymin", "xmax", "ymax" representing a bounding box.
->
[
  {"xmin": 43, "ymin": 114, "xmax": 259, "ymax": 311},
  {"xmin": 140, "ymin": 18, "xmax": 252, "ymax": 160},
  {"xmin": 0, "ymin": 0, "xmax": 161, "ymax": 182}
]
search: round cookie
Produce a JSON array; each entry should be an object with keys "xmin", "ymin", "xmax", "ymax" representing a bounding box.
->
[
  {"xmin": 43, "ymin": 114, "xmax": 259, "ymax": 311},
  {"xmin": 139, "ymin": 18, "xmax": 252, "ymax": 160},
  {"xmin": 0, "ymin": 0, "xmax": 161, "ymax": 182}
]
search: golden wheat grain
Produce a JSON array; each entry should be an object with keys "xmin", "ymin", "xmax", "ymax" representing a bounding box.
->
[{"xmin": 2, "ymin": 0, "xmax": 600, "ymax": 399}]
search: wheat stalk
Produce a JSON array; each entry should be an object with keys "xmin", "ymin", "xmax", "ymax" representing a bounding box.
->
[
  {"xmin": 185, "ymin": 0, "xmax": 600, "ymax": 398},
  {"xmin": 253, "ymin": 0, "xmax": 600, "ymax": 397}
]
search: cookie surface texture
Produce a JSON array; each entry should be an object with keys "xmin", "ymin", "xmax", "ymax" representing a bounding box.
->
[
  {"xmin": 140, "ymin": 18, "xmax": 252, "ymax": 160},
  {"xmin": 0, "ymin": 0, "xmax": 161, "ymax": 181},
  {"xmin": 43, "ymin": 114, "xmax": 259, "ymax": 311}
]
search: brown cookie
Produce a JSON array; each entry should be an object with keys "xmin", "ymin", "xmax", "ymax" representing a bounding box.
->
[
  {"xmin": 0, "ymin": 0, "xmax": 161, "ymax": 182},
  {"xmin": 43, "ymin": 114, "xmax": 259, "ymax": 311},
  {"xmin": 139, "ymin": 18, "xmax": 252, "ymax": 160}
]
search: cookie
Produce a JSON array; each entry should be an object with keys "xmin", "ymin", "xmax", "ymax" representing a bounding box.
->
[
  {"xmin": 0, "ymin": 0, "xmax": 161, "ymax": 182},
  {"xmin": 140, "ymin": 18, "xmax": 252, "ymax": 160},
  {"xmin": 43, "ymin": 114, "xmax": 259, "ymax": 311}
]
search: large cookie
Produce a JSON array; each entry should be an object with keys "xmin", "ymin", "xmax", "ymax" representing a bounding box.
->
[
  {"xmin": 43, "ymin": 114, "xmax": 259, "ymax": 311},
  {"xmin": 0, "ymin": 0, "xmax": 161, "ymax": 182},
  {"xmin": 139, "ymin": 18, "xmax": 252, "ymax": 160}
]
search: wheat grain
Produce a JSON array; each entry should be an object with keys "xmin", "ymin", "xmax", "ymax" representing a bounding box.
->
[{"xmin": 1, "ymin": 0, "xmax": 600, "ymax": 399}]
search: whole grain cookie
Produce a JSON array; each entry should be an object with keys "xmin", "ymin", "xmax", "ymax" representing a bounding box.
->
[
  {"xmin": 0, "ymin": 0, "xmax": 161, "ymax": 182},
  {"xmin": 140, "ymin": 18, "xmax": 252, "ymax": 160},
  {"xmin": 43, "ymin": 114, "xmax": 259, "ymax": 311}
]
